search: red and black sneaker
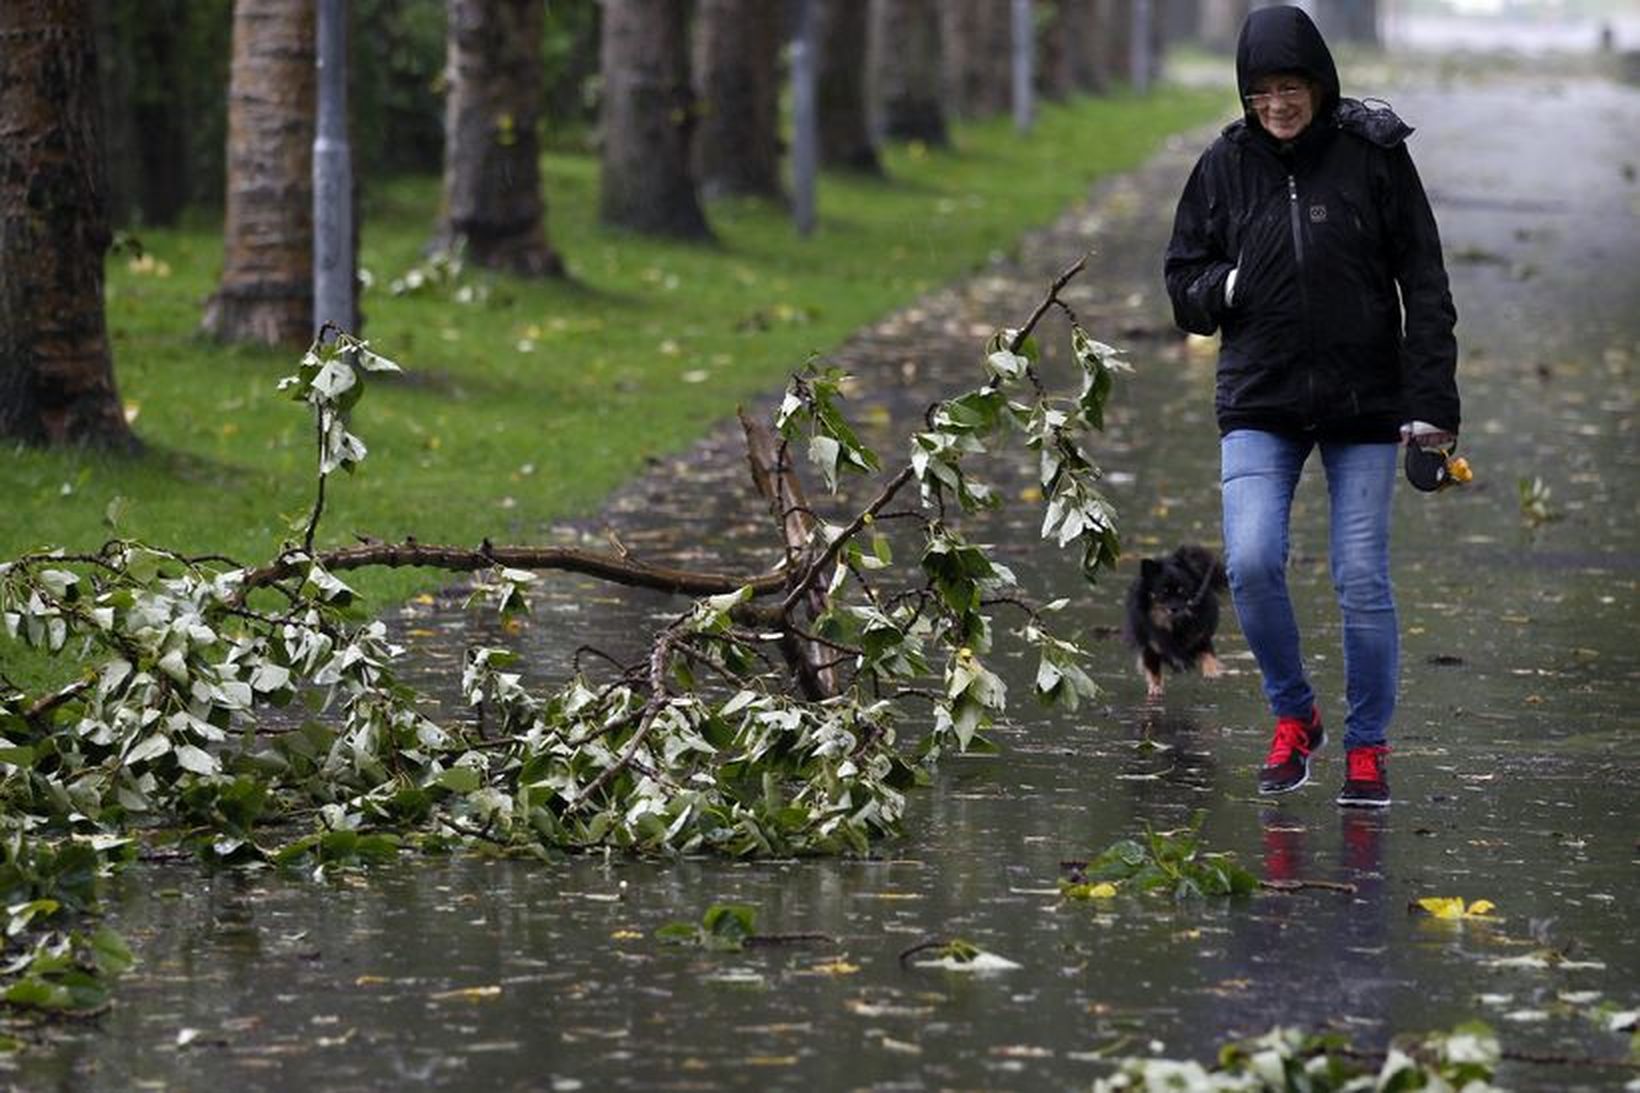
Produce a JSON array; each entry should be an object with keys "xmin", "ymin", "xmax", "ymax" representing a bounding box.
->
[
  {"xmin": 1337, "ymin": 745, "xmax": 1391, "ymax": 808},
  {"xmin": 1257, "ymin": 707, "xmax": 1325, "ymax": 795}
]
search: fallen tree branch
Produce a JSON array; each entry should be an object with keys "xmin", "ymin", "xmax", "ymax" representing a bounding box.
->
[{"xmin": 237, "ymin": 541, "xmax": 787, "ymax": 601}]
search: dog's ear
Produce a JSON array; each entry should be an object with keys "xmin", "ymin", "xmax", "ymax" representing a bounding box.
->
[{"xmin": 1140, "ymin": 558, "xmax": 1161, "ymax": 581}]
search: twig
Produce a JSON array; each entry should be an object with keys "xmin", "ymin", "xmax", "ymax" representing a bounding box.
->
[
  {"xmin": 568, "ymin": 626, "xmax": 680, "ymax": 812},
  {"xmin": 301, "ymin": 414, "xmax": 328, "ymax": 555},
  {"xmin": 1335, "ymin": 1045, "xmax": 1639, "ymax": 1072},
  {"xmin": 573, "ymin": 644, "xmax": 630, "ymax": 677},
  {"xmin": 743, "ymin": 932, "xmax": 836, "ymax": 947},
  {"xmin": 781, "ymin": 466, "xmax": 915, "ymax": 615},
  {"xmin": 23, "ymin": 677, "xmax": 95, "ymax": 726},
  {"xmin": 1257, "ymin": 878, "xmax": 1359, "ymax": 895},
  {"xmin": 1009, "ymin": 252, "xmax": 1088, "ymax": 355},
  {"xmin": 897, "ymin": 938, "xmax": 953, "ymax": 965}
]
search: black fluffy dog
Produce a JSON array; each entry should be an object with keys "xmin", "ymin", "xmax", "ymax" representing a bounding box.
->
[{"xmin": 1122, "ymin": 544, "xmax": 1229, "ymax": 699}]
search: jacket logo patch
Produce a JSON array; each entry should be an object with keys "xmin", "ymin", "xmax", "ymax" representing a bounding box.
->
[{"xmin": 1308, "ymin": 204, "xmax": 1328, "ymax": 223}]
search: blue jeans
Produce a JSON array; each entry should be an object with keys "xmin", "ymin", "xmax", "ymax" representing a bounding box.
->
[{"xmin": 1220, "ymin": 430, "xmax": 1398, "ymax": 750}]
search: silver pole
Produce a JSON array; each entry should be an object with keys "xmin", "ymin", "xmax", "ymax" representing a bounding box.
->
[
  {"xmin": 1012, "ymin": 0, "xmax": 1034, "ymax": 133},
  {"xmin": 791, "ymin": 0, "xmax": 818, "ymax": 237},
  {"xmin": 314, "ymin": 0, "xmax": 354, "ymax": 336},
  {"xmin": 1131, "ymin": 0, "xmax": 1153, "ymax": 93}
]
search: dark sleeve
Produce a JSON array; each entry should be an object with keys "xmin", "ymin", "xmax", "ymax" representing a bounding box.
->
[
  {"xmin": 1164, "ymin": 151, "xmax": 1236, "ymax": 336},
  {"xmin": 1385, "ymin": 144, "xmax": 1461, "ymax": 432}
]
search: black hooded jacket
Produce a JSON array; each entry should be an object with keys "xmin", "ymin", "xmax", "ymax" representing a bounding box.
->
[{"xmin": 1164, "ymin": 5, "xmax": 1459, "ymax": 439}]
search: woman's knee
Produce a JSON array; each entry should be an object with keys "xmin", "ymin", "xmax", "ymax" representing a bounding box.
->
[
  {"xmin": 1226, "ymin": 542, "xmax": 1287, "ymax": 597},
  {"xmin": 1331, "ymin": 558, "xmax": 1393, "ymax": 612}
]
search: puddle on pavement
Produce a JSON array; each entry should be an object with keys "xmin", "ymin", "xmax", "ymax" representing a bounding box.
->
[{"xmin": 12, "ymin": 73, "xmax": 1637, "ymax": 1091}]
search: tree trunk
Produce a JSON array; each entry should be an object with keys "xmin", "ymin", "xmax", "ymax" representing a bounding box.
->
[
  {"xmin": 131, "ymin": 2, "xmax": 191, "ymax": 226},
  {"xmin": 870, "ymin": 0, "xmax": 947, "ymax": 146},
  {"xmin": 816, "ymin": 0, "xmax": 879, "ymax": 173},
  {"xmin": 1314, "ymin": 0, "xmax": 1378, "ymax": 46},
  {"xmin": 95, "ymin": 0, "xmax": 192, "ymax": 228},
  {"xmin": 940, "ymin": 0, "xmax": 1010, "ymax": 120},
  {"xmin": 693, "ymin": 0, "xmax": 783, "ymax": 200},
  {"xmin": 0, "ymin": 0, "xmax": 136, "ymax": 451},
  {"xmin": 432, "ymin": 0, "xmax": 562, "ymax": 275},
  {"xmin": 1036, "ymin": 0, "xmax": 1071, "ymax": 101},
  {"xmin": 201, "ymin": 0, "xmax": 316, "ymax": 346},
  {"xmin": 599, "ymin": 0, "xmax": 711, "ymax": 238},
  {"xmin": 1162, "ymin": 0, "xmax": 1201, "ymax": 44},
  {"xmin": 1196, "ymin": 0, "xmax": 1249, "ymax": 52},
  {"xmin": 94, "ymin": 0, "xmax": 138, "ymax": 229},
  {"xmin": 1097, "ymin": 0, "xmax": 1133, "ymax": 88},
  {"xmin": 1054, "ymin": 0, "xmax": 1107, "ymax": 95}
]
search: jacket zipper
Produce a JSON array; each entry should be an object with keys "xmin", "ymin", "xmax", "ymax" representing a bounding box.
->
[{"xmin": 1287, "ymin": 173, "xmax": 1317, "ymax": 426}]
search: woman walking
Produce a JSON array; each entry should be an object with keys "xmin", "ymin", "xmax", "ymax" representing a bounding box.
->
[{"xmin": 1163, "ymin": 5, "xmax": 1461, "ymax": 807}]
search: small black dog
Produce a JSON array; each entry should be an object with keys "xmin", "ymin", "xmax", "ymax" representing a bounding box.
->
[{"xmin": 1122, "ymin": 544, "xmax": 1229, "ymax": 699}]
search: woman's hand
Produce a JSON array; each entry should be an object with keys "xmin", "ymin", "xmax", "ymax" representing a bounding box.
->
[{"xmin": 1400, "ymin": 421, "xmax": 1455, "ymax": 449}]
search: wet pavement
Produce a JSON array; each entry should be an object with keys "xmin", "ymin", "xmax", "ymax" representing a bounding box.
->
[{"xmin": 12, "ymin": 62, "xmax": 1638, "ymax": 1091}]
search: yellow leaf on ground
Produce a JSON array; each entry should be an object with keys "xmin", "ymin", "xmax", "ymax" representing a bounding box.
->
[
  {"xmin": 1418, "ymin": 897, "xmax": 1466, "ymax": 919},
  {"xmin": 1416, "ymin": 897, "xmax": 1497, "ymax": 919}
]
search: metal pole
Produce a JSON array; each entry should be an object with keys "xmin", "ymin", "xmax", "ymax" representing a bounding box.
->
[
  {"xmin": 791, "ymin": 0, "xmax": 818, "ymax": 237},
  {"xmin": 1131, "ymin": 0, "xmax": 1153, "ymax": 93},
  {"xmin": 1012, "ymin": 0, "xmax": 1034, "ymax": 133},
  {"xmin": 314, "ymin": 0, "xmax": 354, "ymax": 336}
]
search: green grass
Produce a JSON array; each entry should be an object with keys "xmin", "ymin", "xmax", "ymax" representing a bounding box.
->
[{"xmin": 3, "ymin": 86, "xmax": 1221, "ymax": 623}]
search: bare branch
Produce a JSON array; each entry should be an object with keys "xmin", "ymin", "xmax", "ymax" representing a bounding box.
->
[
  {"xmin": 23, "ymin": 677, "xmax": 95, "ymax": 726},
  {"xmin": 238, "ymin": 541, "xmax": 787, "ymax": 601},
  {"xmin": 1009, "ymin": 252, "xmax": 1088, "ymax": 354}
]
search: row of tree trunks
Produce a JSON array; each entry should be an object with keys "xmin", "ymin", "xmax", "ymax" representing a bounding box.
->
[
  {"xmin": 0, "ymin": 0, "xmax": 135, "ymax": 450},
  {"xmin": 199, "ymin": 0, "xmax": 315, "ymax": 347},
  {"xmin": 434, "ymin": 0, "xmax": 561, "ymax": 275},
  {"xmin": 8, "ymin": 0, "xmax": 1183, "ymax": 446}
]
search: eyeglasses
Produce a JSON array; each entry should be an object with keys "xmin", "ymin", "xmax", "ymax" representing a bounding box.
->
[{"xmin": 1244, "ymin": 85, "xmax": 1310, "ymax": 110}]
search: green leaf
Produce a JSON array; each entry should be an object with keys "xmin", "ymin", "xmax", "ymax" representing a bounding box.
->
[
  {"xmin": 174, "ymin": 744, "xmax": 219, "ymax": 776},
  {"xmin": 436, "ymin": 766, "xmax": 482, "ymax": 794},
  {"xmin": 90, "ymin": 927, "xmax": 135, "ymax": 974},
  {"xmin": 702, "ymin": 902, "xmax": 757, "ymax": 946},
  {"xmin": 4, "ymin": 978, "xmax": 70, "ymax": 1010}
]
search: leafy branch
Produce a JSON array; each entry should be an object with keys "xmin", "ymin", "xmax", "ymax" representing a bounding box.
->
[{"xmin": 0, "ymin": 261, "xmax": 1129, "ymax": 886}]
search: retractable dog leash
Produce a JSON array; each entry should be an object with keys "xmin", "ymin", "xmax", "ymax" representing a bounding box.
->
[
  {"xmin": 1187, "ymin": 565, "xmax": 1220, "ymax": 609},
  {"xmin": 1405, "ymin": 441, "xmax": 1473, "ymax": 493}
]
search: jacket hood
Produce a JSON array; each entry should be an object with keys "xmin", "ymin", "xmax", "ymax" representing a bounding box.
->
[{"xmin": 1236, "ymin": 6, "xmax": 1340, "ymax": 116}]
